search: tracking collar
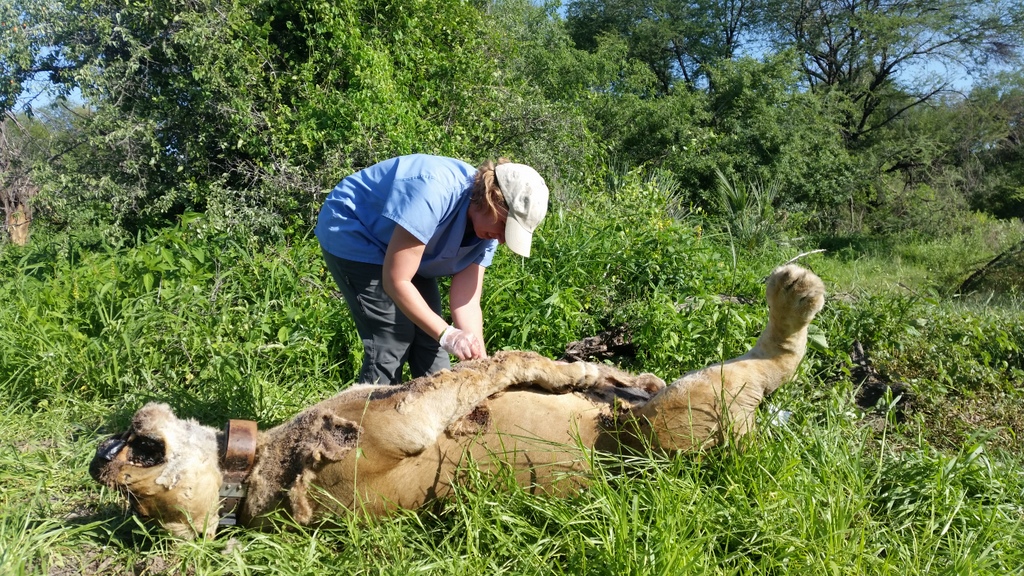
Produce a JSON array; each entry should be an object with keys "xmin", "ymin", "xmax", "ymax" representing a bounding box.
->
[{"xmin": 218, "ymin": 419, "xmax": 258, "ymax": 526}]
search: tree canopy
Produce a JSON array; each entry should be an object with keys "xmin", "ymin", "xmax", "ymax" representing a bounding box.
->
[{"xmin": 1, "ymin": 0, "xmax": 1023, "ymax": 244}]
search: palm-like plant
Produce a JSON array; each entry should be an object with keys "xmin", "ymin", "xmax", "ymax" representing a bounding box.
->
[{"xmin": 714, "ymin": 168, "xmax": 781, "ymax": 251}]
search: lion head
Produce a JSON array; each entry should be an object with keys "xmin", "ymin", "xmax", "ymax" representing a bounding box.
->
[{"xmin": 89, "ymin": 402, "xmax": 224, "ymax": 539}]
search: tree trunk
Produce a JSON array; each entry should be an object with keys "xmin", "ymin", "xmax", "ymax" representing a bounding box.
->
[{"xmin": 6, "ymin": 202, "xmax": 30, "ymax": 246}]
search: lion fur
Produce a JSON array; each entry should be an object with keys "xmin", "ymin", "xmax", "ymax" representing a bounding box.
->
[{"xmin": 90, "ymin": 264, "xmax": 825, "ymax": 538}]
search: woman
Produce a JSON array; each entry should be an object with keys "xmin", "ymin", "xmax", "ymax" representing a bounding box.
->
[{"xmin": 315, "ymin": 154, "xmax": 549, "ymax": 385}]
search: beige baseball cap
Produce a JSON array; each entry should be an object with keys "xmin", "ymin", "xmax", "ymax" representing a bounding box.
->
[{"xmin": 495, "ymin": 163, "xmax": 549, "ymax": 257}]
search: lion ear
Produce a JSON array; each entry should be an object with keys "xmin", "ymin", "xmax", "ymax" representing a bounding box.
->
[{"xmin": 309, "ymin": 412, "xmax": 361, "ymax": 463}]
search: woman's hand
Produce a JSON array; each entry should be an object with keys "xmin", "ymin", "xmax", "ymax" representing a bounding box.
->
[{"xmin": 439, "ymin": 325, "xmax": 486, "ymax": 360}]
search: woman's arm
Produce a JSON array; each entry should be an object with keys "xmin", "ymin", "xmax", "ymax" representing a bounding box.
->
[
  {"xmin": 383, "ymin": 225, "xmax": 485, "ymax": 360},
  {"xmin": 382, "ymin": 225, "xmax": 450, "ymax": 342},
  {"xmin": 450, "ymin": 263, "xmax": 486, "ymax": 357}
]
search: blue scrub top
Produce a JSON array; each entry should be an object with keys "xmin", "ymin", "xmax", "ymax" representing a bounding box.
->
[{"xmin": 314, "ymin": 154, "xmax": 497, "ymax": 278}]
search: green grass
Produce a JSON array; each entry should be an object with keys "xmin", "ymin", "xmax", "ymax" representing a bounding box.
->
[
  {"xmin": 2, "ymin": 393, "xmax": 1021, "ymax": 574},
  {"xmin": 811, "ymin": 216, "xmax": 1024, "ymax": 297},
  {"xmin": 2, "ymin": 175, "xmax": 1023, "ymax": 574}
]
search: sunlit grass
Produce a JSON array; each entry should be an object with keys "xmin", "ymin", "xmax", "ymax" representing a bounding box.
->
[
  {"xmin": 2, "ymin": 391, "xmax": 1022, "ymax": 574},
  {"xmin": 1, "ymin": 182, "xmax": 1023, "ymax": 573},
  {"xmin": 812, "ymin": 217, "xmax": 1024, "ymax": 297}
]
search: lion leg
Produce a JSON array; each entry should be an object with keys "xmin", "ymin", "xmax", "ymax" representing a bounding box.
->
[{"xmin": 628, "ymin": 265, "xmax": 825, "ymax": 453}]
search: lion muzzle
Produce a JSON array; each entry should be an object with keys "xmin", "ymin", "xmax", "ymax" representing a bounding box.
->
[{"xmin": 95, "ymin": 436, "xmax": 127, "ymax": 462}]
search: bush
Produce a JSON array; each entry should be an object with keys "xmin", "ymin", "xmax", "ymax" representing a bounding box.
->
[{"xmin": 0, "ymin": 216, "xmax": 357, "ymax": 424}]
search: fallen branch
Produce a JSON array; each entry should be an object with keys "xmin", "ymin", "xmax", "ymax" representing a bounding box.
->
[{"xmin": 784, "ymin": 249, "xmax": 826, "ymax": 266}]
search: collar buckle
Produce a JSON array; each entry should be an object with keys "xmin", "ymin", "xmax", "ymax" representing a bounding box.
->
[{"xmin": 218, "ymin": 419, "xmax": 257, "ymax": 526}]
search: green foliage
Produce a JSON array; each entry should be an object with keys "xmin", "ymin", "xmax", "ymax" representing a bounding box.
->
[
  {"xmin": 626, "ymin": 290, "xmax": 765, "ymax": 380},
  {"xmin": 830, "ymin": 293, "xmax": 924, "ymax": 354},
  {"xmin": 0, "ymin": 0, "xmax": 43, "ymax": 115},
  {"xmin": 711, "ymin": 168, "xmax": 783, "ymax": 252},
  {"xmin": 877, "ymin": 304, "xmax": 1024, "ymax": 398},
  {"xmin": 701, "ymin": 55, "xmax": 859, "ymax": 212},
  {"xmin": 18, "ymin": 0, "xmax": 505, "ymax": 237},
  {"xmin": 4, "ymin": 159, "xmax": 1024, "ymax": 572},
  {"xmin": 762, "ymin": 0, "xmax": 1024, "ymax": 143},
  {"xmin": 263, "ymin": 0, "xmax": 495, "ymax": 165},
  {"xmin": 564, "ymin": 0, "xmax": 756, "ymax": 91},
  {"xmin": 10, "ymin": 0, "xmax": 1023, "ymax": 246},
  {"xmin": 588, "ymin": 82, "xmax": 713, "ymax": 183},
  {"xmin": 965, "ymin": 71, "xmax": 1024, "ymax": 219},
  {"xmin": 469, "ymin": 0, "xmax": 603, "ymax": 187},
  {"xmin": 815, "ymin": 275, "xmax": 1024, "ymax": 449},
  {"xmin": 0, "ymin": 216, "xmax": 357, "ymax": 423},
  {"xmin": 481, "ymin": 166, "xmax": 747, "ymax": 373}
]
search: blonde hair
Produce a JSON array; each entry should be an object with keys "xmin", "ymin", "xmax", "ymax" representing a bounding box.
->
[{"xmin": 471, "ymin": 158, "xmax": 510, "ymax": 219}]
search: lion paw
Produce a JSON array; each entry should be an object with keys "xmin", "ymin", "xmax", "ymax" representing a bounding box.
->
[{"xmin": 766, "ymin": 264, "xmax": 825, "ymax": 322}]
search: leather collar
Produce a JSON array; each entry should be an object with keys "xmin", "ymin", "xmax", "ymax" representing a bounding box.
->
[{"xmin": 218, "ymin": 419, "xmax": 258, "ymax": 526}]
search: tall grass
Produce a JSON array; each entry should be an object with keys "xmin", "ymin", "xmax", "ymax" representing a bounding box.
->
[
  {"xmin": 0, "ymin": 222, "xmax": 362, "ymax": 425},
  {"xmin": 3, "ymin": 390, "xmax": 1021, "ymax": 574},
  {"xmin": 813, "ymin": 214, "xmax": 1024, "ymax": 296},
  {"xmin": 1, "ymin": 175, "xmax": 1023, "ymax": 573}
]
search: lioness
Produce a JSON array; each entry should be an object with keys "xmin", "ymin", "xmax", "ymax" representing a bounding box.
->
[{"xmin": 90, "ymin": 264, "xmax": 825, "ymax": 539}]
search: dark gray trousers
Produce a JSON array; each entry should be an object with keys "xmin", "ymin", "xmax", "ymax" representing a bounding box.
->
[{"xmin": 322, "ymin": 248, "xmax": 450, "ymax": 384}]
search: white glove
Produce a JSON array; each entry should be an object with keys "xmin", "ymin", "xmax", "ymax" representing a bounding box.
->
[{"xmin": 439, "ymin": 325, "xmax": 485, "ymax": 361}]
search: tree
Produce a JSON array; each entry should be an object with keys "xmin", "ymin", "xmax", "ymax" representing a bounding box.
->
[
  {"xmin": 1, "ymin": 115, "xmax": 38, "ymax": 245},
  {"xmin": 1, "ymin": 0, "xmax": 49, "ymax": 117},
  {"xmin": 965, "ymin": 72, "xmax": 1024, "ymax": 218},
  {"xmin": 564, "ymin": 0, "xmax": 759, "ymax": 92},
  {"xmin": 762, "ymin": 0, "xmax": 1024, "ymax": 143},
  {"xmin": 699, "ymin": 54, "xmax": 858, "ymax": 211},
  {"xmin": 12, "ymin": 0, "xmax": 502, "ymax": 237},
  {"xmin": 1, "ymin": 0, "xmax": 65, "ymax": 244}
]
